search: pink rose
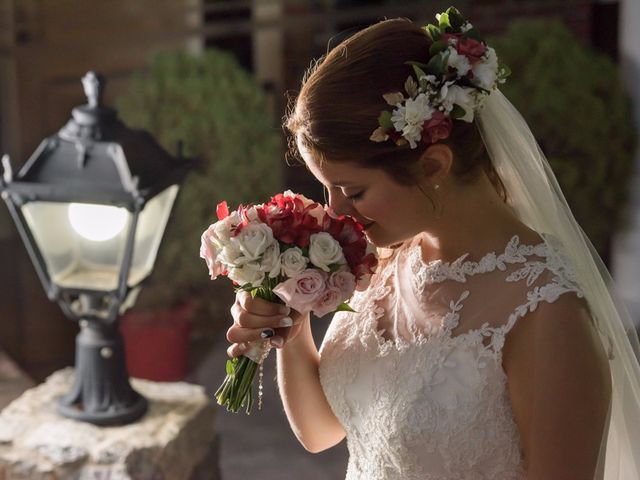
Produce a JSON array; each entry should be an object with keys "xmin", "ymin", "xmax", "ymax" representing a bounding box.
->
[
  {"xmin": 200, "ymin": 226, "xmax": 225, "ymax": 280},
  {"xmin": 457, "ymin": 37, "xmax": 486, "ymax": 64},
  {"xmin": 273, "ymin": 269, "xmax": 327, "ymax": 314},
  {"xmin": 328, "ymin": 271, "xmax": 356, "ymax": 301},
  {"xmin": 312, "ymin": 286, "xmax": 343, "ymax": 318},
  {"xmin": 422, "ymin": 111, "xmax": 453, "ymax": 144}
]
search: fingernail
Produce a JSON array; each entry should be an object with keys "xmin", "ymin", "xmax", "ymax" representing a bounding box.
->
[
  {"xmin": 279, "ymin": 305, "xmax": 291, "ymax": 315},
  {"xmin": 260, "ymin": 329, "xmax": 275, "ymax": 339},
  {"xmin": 270, "ymin": 336, "xmax": 284, "ymax": 348},
  {"xmin": 280, "ymin": 316, "xmax": 293, "ymax": 327}
]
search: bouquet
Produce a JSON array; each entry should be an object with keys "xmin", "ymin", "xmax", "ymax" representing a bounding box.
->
[{"xmin": 200, "ymin": 191, "xmax": 378, "ymax": 413}]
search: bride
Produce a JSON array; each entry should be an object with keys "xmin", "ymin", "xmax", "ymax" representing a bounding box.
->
[{"xmin": 225, "ymin": 8, "xmax": 640, "ymax": 479}]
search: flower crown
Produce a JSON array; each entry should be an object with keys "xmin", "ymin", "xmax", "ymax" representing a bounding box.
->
[{"xmin": 370, "ymin": 7, "xmax": 510, "ymax": 149}]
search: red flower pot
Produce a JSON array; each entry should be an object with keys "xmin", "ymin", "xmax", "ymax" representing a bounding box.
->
[{"xmin": 120, "ymin": 303, "xmax": 192, "ymax": 382}]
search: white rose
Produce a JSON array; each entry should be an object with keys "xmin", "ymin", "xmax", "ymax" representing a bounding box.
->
[
  {"xmin": 446, "ymin": 47, "xmax": 471, "ymax": 76},
  {"xmin": 231, "ymin": 222, "xmax": 274, "ymax": 262},
  {"xmin": 212, "ymin": 210, "xmax": 241, "ymax": 246},
  {"xmin": 472, "ymin": 47, "xmax": 498, "ymax": 90},
  {"xmin": 309, "ymin": 232, "xmax": 346, "ymax": 272},
  {"xmin": 260, "ymin": 241, "xmax": 281, "ymax": 279},
  {"xmin": 245, "ymin": 205, "xmax": 260, "ymax": 222},
  {"xmin": 280, "ymin": 247, "xmax": 309, "ymax": 278},
  {"xmin": 218, "ymin": 243, "xmax": 242, "ymax": 266},
  {"xmin": 227, "ymin": 262, "xmax": 265, "ymax": 287},
  {"xmin": 439, "ymin": 84, "xmax": 475, "ymax": 122}
]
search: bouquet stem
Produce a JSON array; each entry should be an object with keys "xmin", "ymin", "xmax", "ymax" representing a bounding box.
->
[
  {"xmin": 215, "ymin": 354, "xmax": 260, "ymax": 413},
  {"xmin": 216, "ymin": 280, "xmax": 279, "ymax": 414}
]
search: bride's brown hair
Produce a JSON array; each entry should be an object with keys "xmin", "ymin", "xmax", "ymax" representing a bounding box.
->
[{"xmin": 284, "ymin": 18, "xmax": 506, "ymax": 201}]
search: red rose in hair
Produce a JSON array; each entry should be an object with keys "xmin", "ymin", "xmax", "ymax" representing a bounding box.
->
[
  {"xmin": 457, "ymin": 37, "xmax": 486, "ymax": 64},
  {"xmin": 422, "ymin": 111, "xmax": 453, "ymax": 144}
]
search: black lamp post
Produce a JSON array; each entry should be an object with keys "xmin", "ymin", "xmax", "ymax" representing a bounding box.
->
[{"xmin": 0, "ymin": 71, "xmax": 191, "ymax": 425}]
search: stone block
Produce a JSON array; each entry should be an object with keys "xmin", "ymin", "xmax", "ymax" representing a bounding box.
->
[{"xmin": 0, "ymin": 368, "xmax": 219, "ymax": 480}]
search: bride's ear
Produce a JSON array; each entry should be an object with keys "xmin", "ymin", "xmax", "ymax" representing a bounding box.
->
[{"xmin": 417, "ymin": 144, "xmax": 453, "ymax": 184}]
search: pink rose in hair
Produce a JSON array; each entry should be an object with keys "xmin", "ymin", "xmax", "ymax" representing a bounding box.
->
[
  {"xmin": 273, "ymin": 268, "xmax": 327, "ymax": 314},
  {"xmin": 312, "ymin": 286, "xmax": 343, "ymax": 318},
  {"xmin": 457, "ymin": 37, "xmax": 486, "ymax": 64},
  {"xmin": 422, "ymin": 111, "xmax": 453, "ymax": 144}
]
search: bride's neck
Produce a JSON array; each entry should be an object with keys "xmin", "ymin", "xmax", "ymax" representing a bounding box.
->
[{"xmin": 419, "ymin": 173, "xmax": 541, "ymax": 263}]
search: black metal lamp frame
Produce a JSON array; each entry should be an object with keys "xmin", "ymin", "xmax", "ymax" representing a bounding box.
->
[{"xmin": 0, "ymin": 71, "xmax": 190, "ymax": 426}]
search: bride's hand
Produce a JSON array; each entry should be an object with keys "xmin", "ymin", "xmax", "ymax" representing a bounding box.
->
[{"xmin": 226, "ymin": 290, "xmax": 305, "ymax": 358}]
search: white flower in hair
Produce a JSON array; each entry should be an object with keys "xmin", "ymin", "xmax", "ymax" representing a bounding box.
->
[
  {"xmin": 472, "ymin": 47, "xmax": 499, "ymax": 90},
  {"xmin": 439, "ymin": 84, "xmax": 475, "ymax": 122},
  {"xmin": 391, "ymin": 93, "xmax": 434, "ymax": 149},
  {"xmin": 370, "ymin": 7, "xmax": 509, "ymax": 149},
  {"xmin": 447, "ymin": 47, "xmax": 471, "ymax": 76},
  {"xmin": 461, "ymin": 22, "xmax": 474, "ymax": 33}
]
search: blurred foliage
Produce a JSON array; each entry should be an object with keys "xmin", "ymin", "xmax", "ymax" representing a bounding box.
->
[
  {"xmin": 491, "ymin": 19, "xmax": 636, "ymax": 255},
  {"xmin": 116, "ymin": 49, "xmax": 282, "ymax": 323}
]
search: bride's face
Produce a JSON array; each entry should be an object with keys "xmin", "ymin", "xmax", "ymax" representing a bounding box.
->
[{"xmin": 301, "ymin": 147, "xmax": 435, "ymax": 248}]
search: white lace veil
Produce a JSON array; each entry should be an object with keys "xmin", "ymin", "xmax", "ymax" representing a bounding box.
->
[{"xmin": 477, "ymin": 90, "xmax": 640, "ymax": 478}]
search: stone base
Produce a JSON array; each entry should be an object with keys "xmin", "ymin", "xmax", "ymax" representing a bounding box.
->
[{"xmin": 0, "ymin": 368, "xmax": 219, "ymax": 480}]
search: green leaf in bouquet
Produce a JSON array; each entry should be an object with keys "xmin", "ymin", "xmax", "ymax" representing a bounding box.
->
[
  {"xmin": 336, "ymin": 303, "xmax": 356, "ymax": 313},
  {"xmin": 226, "ymin": 358, "xmax": 236, "ymax": 376}
]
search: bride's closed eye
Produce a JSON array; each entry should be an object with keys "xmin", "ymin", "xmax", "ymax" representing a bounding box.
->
[{"xmin": 345, "ymin": 190, "xmax": 365, "ymax": 201}]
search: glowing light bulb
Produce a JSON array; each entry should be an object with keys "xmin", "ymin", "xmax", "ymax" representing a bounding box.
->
[{"xmin": 68, "ymin": 203, "xmax": 128, "ymax": 241}]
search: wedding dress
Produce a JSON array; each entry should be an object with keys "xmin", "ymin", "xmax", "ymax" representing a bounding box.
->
[{"xmin": 319, "ymin": 232, "xmax": 586, "ymax": 479}]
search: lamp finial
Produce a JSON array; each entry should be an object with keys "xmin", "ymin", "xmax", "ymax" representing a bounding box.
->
[{"xmin": 81, "ymin": 71, "xmax": 104, "ymax": 108}]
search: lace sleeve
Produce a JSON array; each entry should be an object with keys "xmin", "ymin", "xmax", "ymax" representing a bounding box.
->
[{"xmin": 501, "ymin": 238, "xmax": 585, "ymax": 337}]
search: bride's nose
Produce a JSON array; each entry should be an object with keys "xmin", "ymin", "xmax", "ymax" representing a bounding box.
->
[{"xmin": 325, "ymin": 187, "xmax": 356, "ymax": 217}]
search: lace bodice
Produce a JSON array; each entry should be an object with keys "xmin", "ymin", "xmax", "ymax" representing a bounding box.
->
[{"xmin": 318, "ymin": 234, "xmax": 584, "ymax": 479}]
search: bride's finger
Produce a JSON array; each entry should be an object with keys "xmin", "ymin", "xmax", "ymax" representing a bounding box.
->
[
  {"xmin": 227, "ymin": 324, "xmax": 283, "ymax": 344},
  {"xmin": 231, "ymin": 302, "xmax": 294, "ymax": 329},
  {"xmin": 227, "ymin": 342, "xmax": 248, "ymax": 358},
  {"xmin": 236, "ymin": 290, "xmax": 290, "ymax": 316}
]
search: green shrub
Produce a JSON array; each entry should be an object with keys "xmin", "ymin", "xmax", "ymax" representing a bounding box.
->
[
  {"xmin": 491, "ymin": 19, "xmax": 636, "ymax": 255},
  {"xmin": 116, "ymin": 49, "xmax": 282, "ymax": 323}
]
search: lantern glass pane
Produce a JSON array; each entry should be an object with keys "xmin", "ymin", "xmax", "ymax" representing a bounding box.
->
[
  {"xmin": 21, "ymin": 201, "xmax": 133, "ymax": 291},
  {"xmin": 129, "ymin": 185, "xmax": 179, "ymax": 287}
]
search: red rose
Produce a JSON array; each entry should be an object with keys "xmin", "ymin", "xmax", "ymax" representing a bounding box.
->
[
  {"xmin": 457, "ymin": 37, "xmax": 486, "ymax": 64},
  {"xmin": 258, "ymin": 194, "xmax": 324, "ymax": 247},
  {"xmin": 422, "ymin": 111, "xmax": 453, "ymax": 144}
]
